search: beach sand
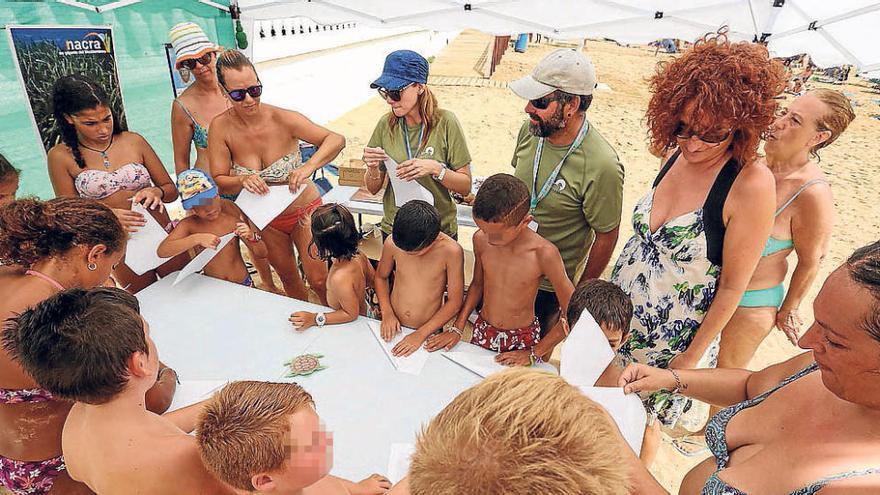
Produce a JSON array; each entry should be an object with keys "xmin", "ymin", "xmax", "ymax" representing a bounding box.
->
[{"xmin": 325, "ymin": 33, "xmax": 880, "ymax": 491}]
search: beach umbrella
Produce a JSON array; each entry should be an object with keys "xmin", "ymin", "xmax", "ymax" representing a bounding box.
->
[{"xmin": 234, "ymin": 0, "xmax": 879, "ymax": 73}]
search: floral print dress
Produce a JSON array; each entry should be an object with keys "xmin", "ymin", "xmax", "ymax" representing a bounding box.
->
[{"xmin": 611, "ymin": 187, "xmax": 721, "ymax": 428}]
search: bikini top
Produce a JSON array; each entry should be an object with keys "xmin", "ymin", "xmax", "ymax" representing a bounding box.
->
[
  {"xmin": 702, "ymin": 363, "xmax": 880, "ymax": 494},
  {"xmin": 74, "ymin": 162, "xmax": 152, "ymax": 200},
  {"xmin": 230, "ymin": 148, "xmax": 302, "ymax": 184},
  {"xmin": 0, "ymin": 270, "xmax": 63, "ymax": 405},
  {"xmin": 761, "ymin": 179, "xmax": 828, "ymax": 257},
  {"xmin": 175, "ymin": 99, "xmax": 209, "ymax": 150}
]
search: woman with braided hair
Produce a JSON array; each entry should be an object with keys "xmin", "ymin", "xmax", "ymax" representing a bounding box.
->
[{"xmin": 47, "ymin": 75, "xmax": 188, "ymax": 293}]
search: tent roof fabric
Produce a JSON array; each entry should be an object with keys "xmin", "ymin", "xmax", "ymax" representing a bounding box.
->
[{"xmin": 236, "ymin": 0, "xmax": 880, "ymax": 73}]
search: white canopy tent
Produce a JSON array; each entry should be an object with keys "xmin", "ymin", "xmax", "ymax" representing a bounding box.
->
[{"xmin": 234, "ymin": 0, "xmax": 880, "ymax": 75}]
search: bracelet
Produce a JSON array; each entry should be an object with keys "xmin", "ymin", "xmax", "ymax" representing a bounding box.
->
[
  {"xmin": 560, "ymin": 316, "xmax": 570, "ymax": 337},
  {"xmin": 449, "ymin": 326, "xmax": 463, "ymax": 336},
  {"xmin": 669, "ymin": 368, "xmax": 687, "ymax": 394},
  {"xmin": 250, "ymin": 232, "xmax": 262, "ymax": 242}
]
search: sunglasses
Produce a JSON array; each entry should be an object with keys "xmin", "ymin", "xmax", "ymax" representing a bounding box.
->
[
  {"xmin": 377, "ymin": 83, "xmax": 413, "ymax": 102},
  {"xmin": 225, "ymin": 84, "xmax": 263, "ymax": 102},
  {"xmin": 529, "ymin": 92, "xmax": 559, "ymax": 110},
  {"xmin": 673, "ymin": 122, "xmax": 732, "ymax": 144},
  {"xmin": 179, "ymin": 52, "xmax": 214, "ymax": 71}
]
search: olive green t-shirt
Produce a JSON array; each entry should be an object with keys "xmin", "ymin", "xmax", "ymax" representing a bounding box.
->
[
  {"xmin": 511, "ymin": 119, "xmax": 624, "ymax": 290},
  {"xmin": 367, "ymin": 109, "xmax": 472, "ymax": 236}
]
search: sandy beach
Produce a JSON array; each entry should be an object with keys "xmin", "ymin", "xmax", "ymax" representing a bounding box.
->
[{"xmin": 325, "ymin": 32, "xmax": 880, "ymax": 491}]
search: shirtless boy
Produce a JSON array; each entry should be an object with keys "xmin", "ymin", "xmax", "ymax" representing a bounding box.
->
[
  {"xmin": 375, "ymin": 200, "xmax": 464, "ymax": 357},
  {"xmin": 158, "ymin": 169, "xmax": 268, "ymax": 287},
  {"xmin": 290, "ymin": 204, "xmax": 374, "ymax": 330},
  {"xmin": 198, "ymin": 381, "xmax": 391, "ymax": 495},
  {"xmin": 3, "ymin": 287, "xmax": 235, "ymax": 494},
  {"xmin": 450, "ymin": 174, "xmax": 574, "ymax": 365}
]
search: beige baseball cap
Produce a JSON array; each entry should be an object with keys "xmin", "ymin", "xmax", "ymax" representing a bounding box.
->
[{"xmin": 509, "ymin": 48, "xmax": 597, "ymax": 100}]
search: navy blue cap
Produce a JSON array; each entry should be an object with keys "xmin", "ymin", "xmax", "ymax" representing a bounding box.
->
[{"xmin": 370, "ymin": 50, "xmax": 429, "ymax": 90}]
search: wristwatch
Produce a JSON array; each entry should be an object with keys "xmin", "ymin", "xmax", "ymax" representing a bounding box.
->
[
  {"xmin": 315, "ymin": 312, "xmax": 327, "ymax": 328},
  {"xmin": 433, "ymin": 164, "xmax": 447, "ymax": 181}
]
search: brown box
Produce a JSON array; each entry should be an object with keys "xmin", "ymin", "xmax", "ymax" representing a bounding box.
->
[{"xmin": 339, "ymin": 158, "xmax": 366, "ymax": 186}]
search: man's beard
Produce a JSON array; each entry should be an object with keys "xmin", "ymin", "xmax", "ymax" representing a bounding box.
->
[{"xmin": 527, "ymin": 105, "xmax": 567, "ymax": 138}]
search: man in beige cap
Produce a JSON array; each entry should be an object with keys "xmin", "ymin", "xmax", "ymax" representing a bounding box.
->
[{"xmin": 509, "ymin": 48, "xmax": 624, "ymax": 347}]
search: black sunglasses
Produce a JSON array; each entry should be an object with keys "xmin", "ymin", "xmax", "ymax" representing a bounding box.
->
[
  {"xmin": 377, "ymin": 83, "xmax": 413, "ymax": 102},
  {"xmin": 529, "ymin": 92, "xmax": 559, "ymax": 110},
  {"xmin": 673, "ymin": 122, "xmax": 732, "ymax": 144},
  {"xmin": 179, "ymin": 51, "xmax": 214, "ymax": 71},
  {"xmin": 224, "ymin": 84, "xmax": 263, "ymax": 102}
]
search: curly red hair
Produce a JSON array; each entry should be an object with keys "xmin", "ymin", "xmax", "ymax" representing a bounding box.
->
[{"xmin": 645, "ymin": 30, "xmax": 785, "ymax": 167}]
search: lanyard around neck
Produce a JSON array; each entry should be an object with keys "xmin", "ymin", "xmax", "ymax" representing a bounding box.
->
[
  {"xmin": 530, "ymin": 118, "xmax": 589, "ymax": 212},
  {"xmin": 400, "ymin": 118, "xmax": 425, "ymax": 161}
]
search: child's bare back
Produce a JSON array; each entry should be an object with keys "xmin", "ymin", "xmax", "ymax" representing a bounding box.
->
[{"xmin": 326, "ymin": 253, "xmax": 373, "ymax": 316}]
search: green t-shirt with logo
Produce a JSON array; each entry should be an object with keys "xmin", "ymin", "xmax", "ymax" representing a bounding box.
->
[
  {"xmin": 367, "ymin": 109, "xmax": 472, "ymax": 236},
  {"xmin": 511, "ymin": 119, "xmax": 624, "ymax": 290}
]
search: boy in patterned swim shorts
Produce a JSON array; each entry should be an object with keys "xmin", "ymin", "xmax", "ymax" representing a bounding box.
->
[{"xmin": 450, "ymin": 173, "xmax": 574, "ymax": 366}]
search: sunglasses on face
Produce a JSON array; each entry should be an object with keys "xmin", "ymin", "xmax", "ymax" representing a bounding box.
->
[
  {"xmin": 377, "ymin": 83, "xmax": 413, "ymax": 102},
  {"xmin": 529, "ymin": 92, "xmax": 558, "ymax": 110},
  {"xmin": 673, "ymin": 122, "xmax": 732, "ymax": 144},
  {"xmin": 225, "ymin": 84, "xmax": 263, "ymax": 102},
  {"xmin": 179, "ymin": 52, "xmax": 214, "ymax": 71}
]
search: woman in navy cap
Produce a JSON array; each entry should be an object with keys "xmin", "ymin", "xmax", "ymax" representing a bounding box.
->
[{"xmin": 362, "ymin": 50, "xmax": 473, "ymax": 240}]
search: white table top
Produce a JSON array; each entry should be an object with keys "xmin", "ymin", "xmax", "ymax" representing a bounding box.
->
[
  {"xmin": 325, "ymin": 185, "xmax": 476, "ymax": 228},
  {"xmin": 137, "ymin": 274, "xmax": 550, "ymax": 480}
]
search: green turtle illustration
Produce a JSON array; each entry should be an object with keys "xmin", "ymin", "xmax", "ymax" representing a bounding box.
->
[{"xmin": 285, "ymin": 354, "xmax": 326, "ymax": 377}]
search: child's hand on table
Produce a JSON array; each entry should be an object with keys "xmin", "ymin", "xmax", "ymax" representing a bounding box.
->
[
  {"xmin": 289, "ymin": 311, "xmax": 316, "ymax": 331},
  {"xmin": 350, "ymin": 474, "xmax": 392, "ymax": 495},
  {"xmin": 424, "ymin": 330, "xmax": 462, "ymax": 352},
  {"xmin": 391, "ymin": 332, "xmax": 426, "ymax": 357},
  {"xmin": 496, "ymin": 350, "xmax": 532, "ymax": 367},
  {"xmin": 192, "ymin": 233, "xmax": 220, "ymax": 250},
  {"xmin": 380, "ymin": 313, "xmax": 401, "ymax": 342}
]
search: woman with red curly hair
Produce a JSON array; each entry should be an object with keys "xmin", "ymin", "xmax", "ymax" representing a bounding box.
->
[{"xmin": 609, "ymin": 31, "xmax": 783, "ymax": 464}]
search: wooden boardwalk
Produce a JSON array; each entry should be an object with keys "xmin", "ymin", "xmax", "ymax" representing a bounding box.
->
[{"xmin": 427, "ymin": 75, "xmax": 509, "ymax": 88}]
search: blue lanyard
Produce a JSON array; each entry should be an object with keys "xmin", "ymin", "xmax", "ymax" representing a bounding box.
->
[
  {"xmin": 530, "ymin": 118, "xmax": 589, "ymax": 212},
  {"xmin": 400, "ymin": 119, "xmax": 425, "ymax": 161}
]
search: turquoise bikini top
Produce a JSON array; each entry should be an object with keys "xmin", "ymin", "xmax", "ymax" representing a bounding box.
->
[
  {"xmin": 761, "ymin": 179, "xmax": 826, "ymax": 257},
  {"xmin": 175, "ymin": 99, "xmax": 209, "ymax": 150}
]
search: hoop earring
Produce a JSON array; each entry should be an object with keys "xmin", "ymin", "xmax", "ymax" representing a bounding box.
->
[{"xmin": 87, "ymin": 262, "xmax": 97, "ymax": 271}]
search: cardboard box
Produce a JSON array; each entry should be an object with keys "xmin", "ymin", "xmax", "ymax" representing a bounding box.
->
[{"xmin": 339, "ymin": 158, "xmax": 366, "ymax": 186}]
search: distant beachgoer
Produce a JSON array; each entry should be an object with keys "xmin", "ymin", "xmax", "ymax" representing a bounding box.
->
[
  {"xmin": 362, "ymin": 50, "xmax": 473, "ymax": 240},
  {"xmin": 0, "ymin": 198, "xmax": 176, "ymax": 495},
  {"xmin": 197, "ymin": 381, "xmax": 391, "ymax": 494},
  {"xmin": 158, "ymin": 169, "xmax": 268, "ymax": 287},
  {"xmin": 452, "ymin": 174, "xmax": 574, "ymax": 365},
  {"xmin": 609, "ymin": 30, "xmax": 783, "ymax": 465},
  {"xmin": 3, "ymin": 287, "xmax": 232, "ymax": 495},
  {"xmin": 375, "ymin": 200, "xmax": 464, "ymax": 357},
  {"xmin": 0, "ymin": 153, "xmax": 19, "ymax": 207},
  {"xmin": 47, "ymin": 75, "xmax": 189, "ymax": 293},
  {"xmin": 169, "ymin": 21, "xmax": 279, "ymax": 294},
  {"xmin": 210, "ymin": 49, "xmax": 345, "ymax": 303},
  {"xmin": 621, "ymin": 241, "xmax": 880, "ymax": 494},
  {"xmin": 716, "ymin": 89, "xmax": 855, "ymax": 371},
  {"xmin": 509, "ymin": 47, "xmax": 625, "ymax": 337},
  {"xmin": 289, "ymin": 204, "xmax": 374, "ymax": 330}
]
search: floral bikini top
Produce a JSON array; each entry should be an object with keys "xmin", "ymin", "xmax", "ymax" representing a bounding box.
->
[
  {"xmin": 230, "ymin": 148, "xmax": 302, "ymax": 184},
  {"xmin": 174, "ymin": 99, "xmax": 209, "ymax": 149},
  {"xmin": 74, "ymin": 162, "xmax": 152, "ymax": 200},
  {"xmin": 702, "ymin": 363, "xmax": 880, "ymax": 494}
]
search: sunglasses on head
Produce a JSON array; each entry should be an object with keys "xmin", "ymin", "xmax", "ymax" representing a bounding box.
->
[
  {"xmin": 377, "ymin": 83, "xmax": 413, "ymax": 102},
  {"xmin": 673, "ymin": 122, "xmax": 732, "ymax": 144},
  {"xmin": 179, "ymin": 51, "xmax": 214, "ymax": 71},
  {"xmin": 529, "ymin": 92, "xmax": 559, "ymax": 110},
  {"xmin": 224, "ymin": 84, "xmax": 263, "ymax": 102}
]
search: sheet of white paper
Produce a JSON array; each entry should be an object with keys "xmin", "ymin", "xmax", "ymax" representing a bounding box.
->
[
  {"xmin": 173, "ymin": 233, "xmax": 236, "ymax": 286},
  {"xmin": 168, "ymin": 380, "xmax": 227, "ymax": 412},
  {"xmin": 387, "ymin": 443, "xmax": 415, "ymax": 484},
  {"xmin": 442, "ymin": 351, "xmax": 508, "ymax": 378},
  {"xmin": 385, "ymin": 158, "xmax": 434, "ymax": 207},
  {"xmin": 366, "ymin": 321, "xmax": 430, "ymax": 375},
  {"xmin": 578, "ymin": 386, "xmax": 646, "ymax": 456},
  {"xmin": 235, "ymin": 184, "xmax": 306, "ymax": 230},
  {"xmin": 560, "ymin": 309, "xmax": 616, "ymax": 388},
  {"xmin": 125, "ymin": 203, "xmax": 169, "ymax": 276}
]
